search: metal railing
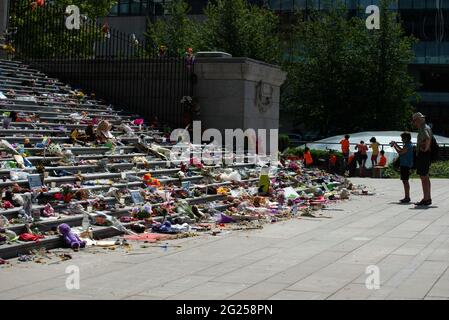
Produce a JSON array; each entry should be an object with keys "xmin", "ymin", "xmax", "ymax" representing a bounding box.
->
[
  {"xmin": 6, "ymin": 0, "xmax": 194, "ymax": 128},
  {"xmin": 295, "ymin": 140, "xmax": 449, "ymax": 148}
]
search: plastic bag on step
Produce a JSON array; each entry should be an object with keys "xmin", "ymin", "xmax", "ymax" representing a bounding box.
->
[
  {"xmin": 220, "ymin": 171, "xmax": 241, "ymax": 182},
  {"xmin": 0, "ymin": 215, "xmax": 9, "ymax": 228}
]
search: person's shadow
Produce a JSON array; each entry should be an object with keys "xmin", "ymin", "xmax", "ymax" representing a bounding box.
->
[
  {"xmin": 409, "ymin": 205, "xmax": 439, "ymax": 210},
  {"xmin": 387, "ymin": 202, "xmax": 439, "ymax": 209}
]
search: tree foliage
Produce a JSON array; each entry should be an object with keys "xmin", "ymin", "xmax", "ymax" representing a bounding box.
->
[
  {"xmin": 145, "ymin": 0, "xmax": 201, "ymax": 56},
  {"xmin": 145, "ymin": 0, "xmax": 282, "ymax": 64},
  {"xmin": 283, "ymin": 1, "xmax": 417, "ymax": 135},
  {"xmin": 9, "ymin": 0, "xmax": 117, "ymax": 58}
]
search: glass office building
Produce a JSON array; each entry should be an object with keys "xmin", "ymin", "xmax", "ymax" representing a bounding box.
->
[{"xmin": 108, "ymin": 0, "xmax": 449, "ymax": 135}]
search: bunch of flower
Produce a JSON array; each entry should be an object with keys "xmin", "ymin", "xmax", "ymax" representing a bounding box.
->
[
  {"xmin": 159, "ymin": 45, "xmax": 167, "ymax": 57},
  {"xmin": 30, "ymin": 0, "xmax": 45, "ymax": 11},
  {"xmin": 180, "ymin": 96, "xmax": 193, "ymax": 106},
  {"xmin": 56, "ymin": 184, "xmax": 74, "ymax": 203}
]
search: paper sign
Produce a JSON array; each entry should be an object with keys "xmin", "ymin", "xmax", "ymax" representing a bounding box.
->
[
  {"xmin": 130, "ymin": 190, "xmax": 144, "ymax": 204},
  {"xmin": 28, "ymin": 174, "xmax": 43, "ymax": 190},
  {"xmin": 182, "ymin": 181, "xmax": 191, "ymax": 191},
  {"xmin": 14, "ymin": 155, "xmax": 25, "ymax": 167},
  {"xmin": 283, "ymin": 187, "xmax": 300, "ymax": 200},
  {"xmin": 230, "ymin": 189, "xmax": 241, "ymax": 198}
]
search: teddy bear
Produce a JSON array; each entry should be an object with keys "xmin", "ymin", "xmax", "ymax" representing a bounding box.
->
[{"xmin": 58, "ymin": 223, "xmax": 86, "ymax": 251}]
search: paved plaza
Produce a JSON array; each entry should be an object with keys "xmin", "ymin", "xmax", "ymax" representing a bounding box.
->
[{"xmin": 1, "ymin": 178, "xmax": 449, "ymax": 300}]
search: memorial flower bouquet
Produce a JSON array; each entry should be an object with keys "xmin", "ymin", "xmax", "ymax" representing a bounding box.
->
[{"xmin": 60, "ymin": 184, "xmax": 74, "ymax": 203}]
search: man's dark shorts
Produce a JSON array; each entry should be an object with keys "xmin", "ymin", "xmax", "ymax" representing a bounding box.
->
[
  {"xmin": 416, "ymin": 151, "xmax": 431, "ymax": 176},
  {"xmin": 400, "ymin": 166, "xmax": 411, "ymax": 181}
]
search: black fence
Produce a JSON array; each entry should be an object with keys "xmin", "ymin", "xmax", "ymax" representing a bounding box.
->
[{"xmin": 6, "ymin": 0, "xmax": 194, "ymax": 128}]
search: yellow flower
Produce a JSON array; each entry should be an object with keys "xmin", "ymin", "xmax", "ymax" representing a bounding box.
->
[{"xmin": 217, "ymin": 187, "xmax": 230, "ymax": 195}]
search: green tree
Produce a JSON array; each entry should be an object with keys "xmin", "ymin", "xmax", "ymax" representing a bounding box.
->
[
  {"xmin": 201, "ymin": 0, "xmax": 282, "ymax": 64},
  {"xmin": 283, "ymin": 1, "xmax": 417, "ymax": 135},
  {"xmin": 144, "ymin": 0, "xmax": 282, "ymax": 63},
  {"xmin": 145, "ymin": 0, "xmax": 201, "ymax": 56},
  {"xmin": 10, "ymin": 0, "xmax": 117, "ymax": 59}
]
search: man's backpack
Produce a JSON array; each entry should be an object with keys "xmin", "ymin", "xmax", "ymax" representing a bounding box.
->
[{"xmin": 431, "ymin": 136, "xmax": 440, "ymax": 162}]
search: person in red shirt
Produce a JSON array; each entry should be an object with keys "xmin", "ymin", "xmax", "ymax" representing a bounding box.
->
[
  {"xmin": 339, "ymin": 135, "xmax": 350, "ymax": 165},
  {"xmin": 378, "ymin": 150, "xmax": 387, "ymax": 167},
  {"xmin": 304, "ymin": 147, "xmax": 313, "ymax": 167},
  {"xmin": 346, "ymin": 153, "xmax": 357, "ymax": 176},
  {"xmin": 355, "ymin": 141, "xmax": 369, "ymax": 176}
]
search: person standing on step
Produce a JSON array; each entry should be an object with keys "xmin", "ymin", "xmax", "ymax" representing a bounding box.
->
[
  {"xmin": 412, "ymin": 112, "xmax": 433, "ymax": 206},
  {"xmin": 355, "ymin": 140, "xmax": 368, "ymax": 176},
  {"xmin": 369, "ymin": 137, "xmax": 380, "ymax": 167},
  {"xmin": 340, "ymin": 135, "xmax": 350, "ymax": 166}
]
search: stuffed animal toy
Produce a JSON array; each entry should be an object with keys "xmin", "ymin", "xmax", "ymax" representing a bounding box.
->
[
  {"xmin": 96, "ymin": 120, "xmax": 114, "ymax": 144},
  {"xmin": 47, "ymin": 143, "xmax": 63, "ymax": 156},
  {"xmin": 41, "ymin": 204, "xmax": 55, "ymax": 217},
  {"xmin": 58, "ymin": 223, "xmax": 86, "ymax": 250}
]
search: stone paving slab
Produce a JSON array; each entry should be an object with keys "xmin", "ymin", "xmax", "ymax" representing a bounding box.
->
[{"xmin": 1, "ymin": 178, "xmax": 449, "ymax": 300}]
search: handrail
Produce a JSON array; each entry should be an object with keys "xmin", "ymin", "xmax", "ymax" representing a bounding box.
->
[{"xmin": 295, "ymin": 141, "xmax": 449, "ymax": 149}]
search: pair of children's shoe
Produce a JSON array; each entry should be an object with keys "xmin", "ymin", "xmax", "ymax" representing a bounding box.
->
[{"xmin": 400, "ymin": 197, "xmax": 432, "ymax": 206}]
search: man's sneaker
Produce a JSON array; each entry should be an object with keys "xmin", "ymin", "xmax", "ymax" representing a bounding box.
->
[
  {"xmin": 415, "ymin": 199, "xmax": 432, "ymax": 206},
  {"xmin": 400, "ymin": 197, "xmax": 411, "ymax": 204}
]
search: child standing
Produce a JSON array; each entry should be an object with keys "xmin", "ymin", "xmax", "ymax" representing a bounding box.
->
[
  {"xmin": 304, "ymin": 147, "xmax": 313, "ymax": 167},
  {"xmin": 340, "ymin": 135, "xmax": 350, "ymax": 165},
  {"xmin": 378, "ymin": 150, "xmax": 387, "ymax": 167},
  {"xmin": 369, "ymin": 137, "xmax": 380, "ymax": 167},
  {"xmin": 355, "ymin": 141, "xmax": 368, "ymax": 176},
  {"xmin": 391, "ymin": 132, "xmax": 414, "ymax": 203}
]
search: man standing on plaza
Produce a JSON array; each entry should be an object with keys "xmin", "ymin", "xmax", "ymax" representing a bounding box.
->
[{"xmin": 413, "ymin": 112, "xmax": 433, "ymax": 206}]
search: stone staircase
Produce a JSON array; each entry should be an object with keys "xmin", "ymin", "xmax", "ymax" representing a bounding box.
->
[{"xmin": 0, "ymin": 59, "xmax": 265, "ymax": 260}]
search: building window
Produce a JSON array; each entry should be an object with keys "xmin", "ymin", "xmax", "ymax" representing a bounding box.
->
[{"xmin": 109, "ymin": 0, "xmax": 158, "ymax": 16}]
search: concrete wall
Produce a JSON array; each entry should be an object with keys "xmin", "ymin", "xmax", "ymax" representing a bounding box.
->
[{"xmin": 193, "ymin": 57, "xmax": 287, "ymax": 153}]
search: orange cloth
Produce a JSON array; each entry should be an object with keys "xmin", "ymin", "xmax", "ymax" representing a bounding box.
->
[
  {"xmin": 378, "ymin": 155, "xmax": 387, "ymax": 167},
  {"xmin": 304, "ymin": 151, "xmax": 313, "ymax": 165},
  {"xmin": 329, "ymin": 155, "xmax": 337, "ymax": 166},
  {"xmin": 340, "ymin": 139, "xmax": 350, "ymax": 153}
]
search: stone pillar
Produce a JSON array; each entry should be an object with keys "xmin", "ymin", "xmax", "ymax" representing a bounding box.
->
[{"xmin": 193, "ymin": 57, "xmax": 287, "ymax": 155}]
